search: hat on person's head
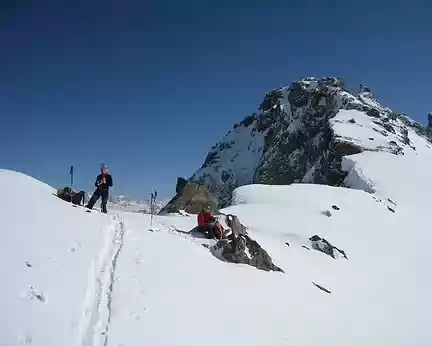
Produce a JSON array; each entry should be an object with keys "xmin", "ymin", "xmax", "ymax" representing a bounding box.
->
[{"xmin": 101, "ymin": 165, "xmax": 108, "ymax": 173}]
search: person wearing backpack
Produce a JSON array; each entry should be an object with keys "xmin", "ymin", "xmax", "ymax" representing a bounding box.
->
[
  {"xmin": 86, "ymin": 166, "xmax": 113, "ymax": 213},
  {"xmin": 56, "ymin": 186, "xmax": 85, "ymax": 205}
]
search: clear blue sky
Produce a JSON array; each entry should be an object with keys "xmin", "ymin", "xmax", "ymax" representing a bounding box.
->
[{"xmin": 1, "ymin": 0, "xmax": 431, "ymax": 198}]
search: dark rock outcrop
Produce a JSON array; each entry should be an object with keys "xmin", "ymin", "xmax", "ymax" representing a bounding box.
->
[
  {"xmin": 309, "ymin": 235, "xmax": 347, "ymax": 259},
  {"xmin": 159, "ymin": 181, "xmax": 218, "ymax": 215},
  {"xmin": 189, "ymin": 77, "xmax": 432, "ymax": 207},
  {"xmin": 427, "ymin": 113, "xmax": 432, "ymax": 138},
  {"xmin": 334, "ymin": 141, "xmax": 363, "ymax": 158},
  {"xmin": 175, "ymin": 177, "xmax": 188, "ymax": 194},
  {"xmin": 209, "ymin": 214, "xmax": 282, "ymax": 272},
  {"xmin": 210, "ymin": 234, "xmax": 284, "ymax": 272},
  {"xmin": 225, "ymin": 214, "xmax": 248, "ymax": 238}
]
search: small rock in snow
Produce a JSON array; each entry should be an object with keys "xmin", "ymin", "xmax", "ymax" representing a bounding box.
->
[
  {"xmin": 369, "ymin": 137, "xmax": 375, "ymax": 140},
  {"xmin": 302, "ymin": 245, "xmax": 310, "ymax": 250},
  {"xmin": 312, "ymin": 282, "xmax": 331, "ymax": 294},
  {"xmin": 285, "ymin": 242, "xmax": 290, "ymax": 247},
  {"xmin": 26, "ymin": 286, "xmax": 47, "ymax": 303},
  {"xmin": 309, "ymin": 235, "xmax": 348, "ymax": 260},
  {"xmin": 25, "ymin": 262, "xmax": 32, "ymax": 268},
  {"xmin": 331, "ymin": 205, "xmax": 340, "ymax": 210},
  {"xmin": 348, "ymin": 118, "xmax": 356, "ymax": 123},
  {"xmin": 387, "ymin": 198, "xmax": 397, "ymax": 206},
  {"xmin": 387, "ymin": 206, "xmax": 396, "ymax": 213},
  {"xmin": 321, "ymin": 210, "xmax": 332, "ymax": 217}
]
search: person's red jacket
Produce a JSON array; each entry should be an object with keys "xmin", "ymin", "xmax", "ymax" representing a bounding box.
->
[{"xmin": 198, "ymin": 211, "xmax": 215, "ymax": 226}]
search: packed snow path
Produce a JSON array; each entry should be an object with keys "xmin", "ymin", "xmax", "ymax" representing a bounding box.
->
[{"xmin": 73, "ymin": 215, "xmax": 126, "ymax": 346}]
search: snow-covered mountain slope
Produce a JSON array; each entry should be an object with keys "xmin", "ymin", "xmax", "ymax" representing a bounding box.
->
[
  {"xmin": 0, "ymin": 170, "xmax": 115, "ymax": 346},
  {"xmin": 191, "ymin": 77, "xmax": 432, "ymax": 206},
  {"xmin": 1, "ymin": 168, "xmax": 430, "ymax": 345}
]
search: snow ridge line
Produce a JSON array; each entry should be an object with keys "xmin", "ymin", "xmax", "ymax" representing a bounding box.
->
[{"xmin": 73, "ymin": 215, "xmax": 126, "ymax": 346}]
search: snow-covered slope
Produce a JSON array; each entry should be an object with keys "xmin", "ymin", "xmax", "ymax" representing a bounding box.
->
[
  {"xmin": 191, "ymin": 77, "xmax": 432, "ymax": 206},
  {"xmin": 226, "ymin": 183, "xmax": 430, "ymax": 345},
  {"xmin": 0, "ymin": 164, "xmax": 432, "ymax": 346},
  {"xmin": 0, "ymin": 169, "xmax": 116, "ymax": 346},
  {"xmin": 1, "ymin": 168, "xmax": 430, "ymax": 345}
]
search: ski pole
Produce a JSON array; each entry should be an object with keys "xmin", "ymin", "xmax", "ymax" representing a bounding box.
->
[{"xmin": 150, "ymin": 192, "xmax": 154, "ymax": 227}]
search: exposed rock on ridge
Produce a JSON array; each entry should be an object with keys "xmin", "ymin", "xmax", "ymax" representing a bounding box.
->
[
  {"xmin": 190, "ymin": 77, "xmax": 431, "ymax": 207},
  {"xmin": 159, "ymin": 180, "xmax": 218, "ymax": 215}
]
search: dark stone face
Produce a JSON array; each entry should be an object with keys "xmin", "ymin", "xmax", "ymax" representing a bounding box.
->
[
  {"xmin": 366, "ymin": 108, "xmax": 381, "ymax": 118},
  {"xmin": 221, "ymin": 171, "xmax": 230, "ymax": 183},
  {"xmin": 212, "ymin": 233, "xmax": 284, "ymax": 272},
  {"xmin": 160, "ymin": 182, "xmax": 218, "ymax": 215},
  {"xmin": 240, "ymin": 114, "xmax": 256, "ymax": 127},
  {"xmin": 288, "ymin": 82, "xmax": 310, "ymax": 108},
  {"xmin": 334, "ymin": 142, "xmax": 363, "ymax": 158},
  {"xmin": 175, "ymin": 177, "xmax": 188, "ymax": 194},
  {"xmin": 259, "ymin": 90, "xmax": 283, "ymax": 112},
  {"xmin": 202, "ymin": 151, "xmax": 218, "ymax": 168},
  {"xmin": 381, "ymin": 122, "xmax": 396, "ymax": 134}
]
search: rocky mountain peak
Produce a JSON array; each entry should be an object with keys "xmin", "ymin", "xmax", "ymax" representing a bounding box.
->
[
  {"xmin": 359, "ymin": 83, "xmax": 373, "ymax": 95},
  {"xmin": 190, "ymin": 76, "xmax": 432, "ymax": 207}
]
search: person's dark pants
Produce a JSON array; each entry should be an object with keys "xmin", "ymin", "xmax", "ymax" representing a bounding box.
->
[
  {"xmin": 72, "ymin": 191, "xmax": 85, "ymax": 205},
  {"xmin": 198, "ymin": 223, "xmax": 222, "ymax": 239},
  {"xmin": 86, "ymin": 188, "xmax": 109, "ymax": 213}
]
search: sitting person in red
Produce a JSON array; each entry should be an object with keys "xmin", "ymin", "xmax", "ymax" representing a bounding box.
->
[{"xmin": 197, "ymin": 205, "xmax": 224, "ymax": 239}]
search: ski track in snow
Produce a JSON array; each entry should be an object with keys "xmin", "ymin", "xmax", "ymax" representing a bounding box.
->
[{"xmin": 73, "ymin": 214, "xmax": 126, "ymax": 346}]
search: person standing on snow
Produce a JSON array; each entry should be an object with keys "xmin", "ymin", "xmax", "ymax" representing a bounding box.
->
[
  {"xmin": 197, "ymin": 205, "xmax": 224, "ymax": 239},
  {"xmin": 86, "ymin": 166, "xmax": 113, "ymax": 213}
]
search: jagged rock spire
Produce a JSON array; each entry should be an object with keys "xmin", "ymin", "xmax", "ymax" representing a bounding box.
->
[{"xmin": 359, "ymin": 84, "xmax": 374, "ymax": 99}]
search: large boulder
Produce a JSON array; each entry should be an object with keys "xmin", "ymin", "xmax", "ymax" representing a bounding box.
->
[
  {"xmin": 211, "ymin": 235, "xmax": 283, "ymax": 272},
  {"xmin": 159, "ymin": 181, "xmax": 218, "ymax": 215},
  {"xmin": 175, "ymin": 177, "xmax": 188, "ymax": 194},
  {"xmin": 210, "ymin": 215, "xmax": 283, "ymax": 272}
]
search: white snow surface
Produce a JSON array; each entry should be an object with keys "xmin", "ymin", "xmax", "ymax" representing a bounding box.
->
[
  {"xmin": 1, "ymin": 168, "xmax": 430, "ymax": 345},
  {"xmin": 330, "ymin": 109, "xmax": 416, "ymax": 153}
]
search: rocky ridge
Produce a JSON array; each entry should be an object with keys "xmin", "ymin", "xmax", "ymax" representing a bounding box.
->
[{"xmin": 190, "ymin": 77, "xmax": 432, "ymax": 206}]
